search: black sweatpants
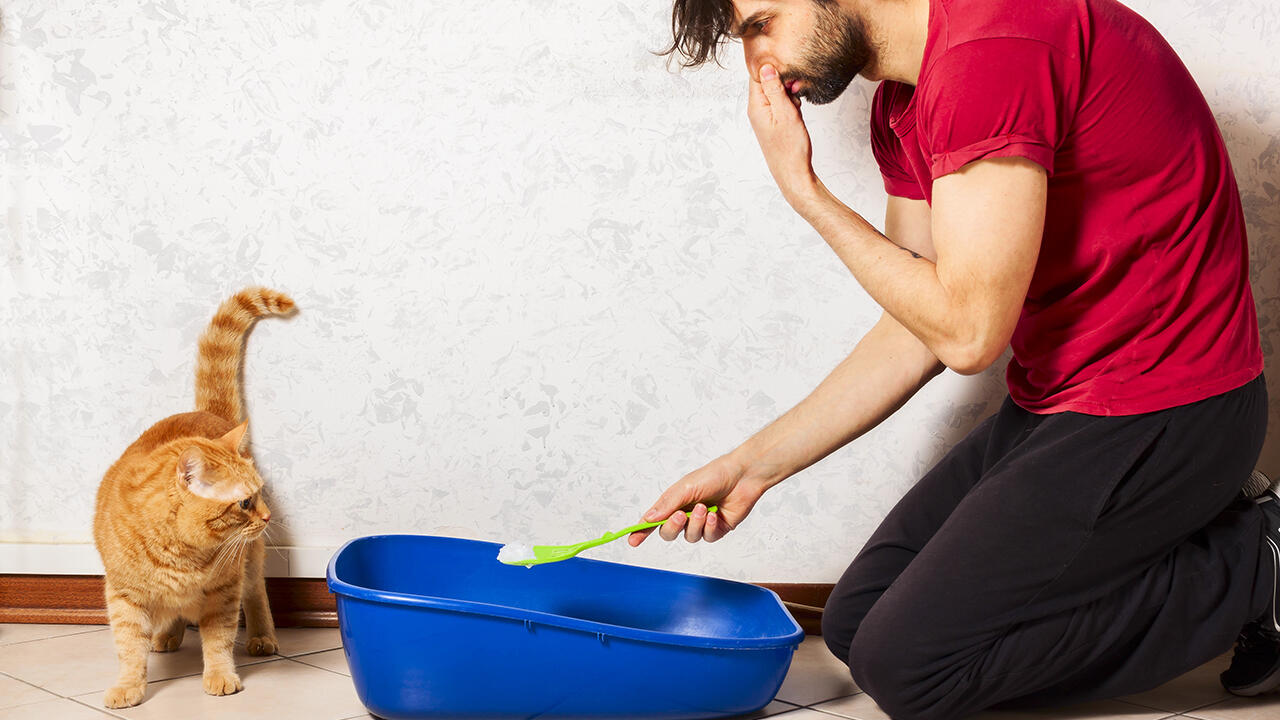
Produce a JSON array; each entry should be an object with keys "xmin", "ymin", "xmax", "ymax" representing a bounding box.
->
[{"xmin": 821, "ymin": 374, "xmax": 1272, "ymax": 720}]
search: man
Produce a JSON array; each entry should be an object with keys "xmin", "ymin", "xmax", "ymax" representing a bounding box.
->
[{"xmin": 627, "ymin": 0, "xmax": 1280, "ymax": 716}]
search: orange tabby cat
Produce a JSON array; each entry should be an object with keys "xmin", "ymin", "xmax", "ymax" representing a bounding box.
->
[{"xmin": 92, "ymin": 287, "xmax": 296, "ymax": 708}]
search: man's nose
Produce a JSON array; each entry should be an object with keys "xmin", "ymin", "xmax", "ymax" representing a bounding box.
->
[{"xmin": 743, "ymin": 40, "xmax": 774, "ymax": 83}]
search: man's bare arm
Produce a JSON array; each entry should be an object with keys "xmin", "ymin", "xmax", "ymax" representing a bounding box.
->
[
  {"xmin": 729, "ymin": 196, "xmax": 944, "ymax": 490},
  {"xmin": 630, "ymin": 197, "xmax": 946, "ymax": 544}
]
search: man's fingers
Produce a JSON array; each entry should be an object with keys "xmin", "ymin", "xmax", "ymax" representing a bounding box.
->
[
  {"xmin": 658, "ymin": 510, "xmax": 687, "ymax": 541},
  {"xmin": 749, "ymin": 74, "xmax": 769, "ymax": 109},
  {"xmin": 704, "ymin": 511, "xmax": 724, "ymax": 542},
  {"xmin": 759, "ymin": 64, "xmax": 791, "ymax": 108},
  {"xmin": 628, "ymin": 527, "xmax": 655, "ymax": 546},
  {"xmin": 644, "ymin": 485, "xmax": 694, "ymax": 522},
  {"xmin": 684, "ymin": 504, "xmax": 707, "ymax": 543}
]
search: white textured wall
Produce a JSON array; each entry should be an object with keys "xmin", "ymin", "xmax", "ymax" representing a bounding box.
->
[{"xmin": 2, "ymin": 1, "xmax": 1277, "ymax": 582}]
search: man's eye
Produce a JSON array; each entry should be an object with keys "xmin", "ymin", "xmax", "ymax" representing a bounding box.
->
[
  {"xmin": 240, "ymin": 498, "xmax": 252, "ymax": 510},
  {"xmin": 756, "ymin": 20, "xmax": 768, "ymax": 32}
]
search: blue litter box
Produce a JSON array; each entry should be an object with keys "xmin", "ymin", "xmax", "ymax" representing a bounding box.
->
[{"xmin": 327, "ymin": 534, "xmax": 805, "ymax": 720}]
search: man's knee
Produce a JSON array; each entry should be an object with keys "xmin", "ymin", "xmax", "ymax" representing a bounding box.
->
[
  {"xmin": 848, "ymin": 612, "xmax": 958, "ymax": 720},
  {"xmin": 820, "ymin": 601, "xmax": 855, "ymax": 668}
]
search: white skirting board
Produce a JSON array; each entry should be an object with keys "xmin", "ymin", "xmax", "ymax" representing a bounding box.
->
[{"xmin": 0, "ymin": 543, "xmax": 337, "ymax": 578}]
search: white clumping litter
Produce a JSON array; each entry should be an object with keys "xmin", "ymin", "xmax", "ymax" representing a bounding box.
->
[{"xmin": 497, "ymin": 543, "xmax": 535, "ymax": 565}]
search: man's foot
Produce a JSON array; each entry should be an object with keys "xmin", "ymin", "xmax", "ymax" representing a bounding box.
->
[
  {"xmin": 1221, "ymin": 487, "xmax": 1280, "ymax": 696},
  {"xmin": 1242, "ymin": 470, "xmax": 1275, "ymax": 500}
]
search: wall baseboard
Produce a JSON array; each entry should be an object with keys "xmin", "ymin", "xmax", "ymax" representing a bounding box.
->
[
  {"xmin": 0, "ymin": 543, "xmax": 332, "ymax": 577},
  {"xmin": 1, "ymin": 574, "xmax": 830, "ymax": 634},
  {"xmin": 0, "ymin": 575, "xmax": 343, "ymax": 627}
]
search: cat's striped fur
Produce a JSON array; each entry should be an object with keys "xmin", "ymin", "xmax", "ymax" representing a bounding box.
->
[{"xmin": 92, "ymin": 287, "xmax": 295, "ymax": 708}]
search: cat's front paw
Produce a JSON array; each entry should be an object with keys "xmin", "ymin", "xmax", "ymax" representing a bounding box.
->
[
  {"xmin": 151, "ymin": 632, "xmax": 182, "ymax": 652},
  {"xmin": 105, "ymin": 682, "xmax": 146, "ymax": 708},
  {"xmin": 203, "ymin": 669, "xmax": 243, "ymax": 696},
  {"xmin": 245, "ymin": 634, "xmax": 278, "ymax": 656}
]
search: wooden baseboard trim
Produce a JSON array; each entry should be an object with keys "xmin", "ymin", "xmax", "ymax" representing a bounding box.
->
[{"xmin": 1, "ymin": 575, "xmax": 831, "ymax": 635}]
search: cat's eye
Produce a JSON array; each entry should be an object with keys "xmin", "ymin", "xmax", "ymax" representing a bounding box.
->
[{"xmin": 239, "ymin": 498, "xmax": 252, "ymax": 511}]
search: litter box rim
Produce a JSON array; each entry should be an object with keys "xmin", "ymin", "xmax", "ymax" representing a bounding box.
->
[{"xmin": 327, "ymin": 534, "xmax": 805, "ymax": 651}]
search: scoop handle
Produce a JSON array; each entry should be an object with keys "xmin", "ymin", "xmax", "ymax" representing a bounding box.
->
[{"xmin": 614, "ymin": 505, "xmax": 720, "ymax": 538}]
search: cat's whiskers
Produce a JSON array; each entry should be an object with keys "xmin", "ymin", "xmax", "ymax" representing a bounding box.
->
[
  {"xmin": 223, "ymin": 536, "xmax": 249, "ymax": 578},
  {"xmin": 208, "ymin": 529, "xmax": 250, "ymax": 579},
  {"xmin": 205, "ymin": 531, "xmax": 240, "ymax": 571},
  {"xmin": 207, "ymin": 540, "xmax": 233, "ymax": 579}
]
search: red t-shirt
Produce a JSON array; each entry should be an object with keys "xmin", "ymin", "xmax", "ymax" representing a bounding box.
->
[{"xmin": 870, "ymin": 0, "xmax": 1262, "ymax": 415}]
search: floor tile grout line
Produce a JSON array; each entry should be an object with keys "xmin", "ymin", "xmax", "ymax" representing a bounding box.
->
[
  {"xmin": 1179, "ymin": 696, "xmax": 1233, "ymax": 716},
  {"xmin": 67, "ymin": 694, "xmax": 129, "ymax": 719},
  {"xmin": 0, "ymin": 627, "xmax": 109, "ymax": 648},
  {"xmin": 1112, "ymin": 698, "xmax": 1202, "ymax": 715},
  {"xmin": 1118, "ymin": 696, "xmax": 1233, "ymax": 717},
  {"xmin": 0, "ymin": 668, "xmax": 64, "ymax": 696},
  {"xmin": 280, "ymin": 646, "xmax": 344, "ymax": 660},
  {"xmin": 285, "ymin": 655, "xmax": 352, "ymax": 679},
  {"xmin": 27, "ymin": 653, "xmax": 291, "ymax": 701},
  {"xmin": 805, "ymin": 706, "xmax": 861, "ymax": 719},
  {"xmin": 797, "ymin": 690, "xmax": 864, "ymax": 708}
]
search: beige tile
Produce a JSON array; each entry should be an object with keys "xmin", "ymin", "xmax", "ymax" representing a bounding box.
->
[
  {"xmin": 0, "ymin": 625, "xmax": 103, "ymax": 647},
  {"xmin": 0, "ymin": 698, "xmax": 118, "ymax": 720},
  {"xmin": 292, "ymin": 648, "xmax": 349, "ymax": 675},
  {"xmin": 1184, "ymin": 693, "xmax": 1280, "ymax": 720},
  {"xmin": 731, "ymin": 700, "xmax": 804, "ymax": 718},
  {"xmin": 71, "ymin": 658, "xmax": 365, "ymax": 719},
  {"xmin": 1118, "ymin": 653, "xmax": 1232, "ymax": 713},
  {"xmin": 253, "ymin": 627, "xmax": 342, "ymax": 657},
  {"xmin": 0, "ymin": 673, "xmax": 59, "ymax": 710},
  {"xmin": 774, "ymin": 636, "xmax": 859, "ymax": 706},
  {"xmin": 763, "ymin": 711, "xmax": 849, "ymax": 719},
  {"xmin": 810, "ymin": 692, "xmax": 888, "ymax": 720},
  {"xmin": 0, "ymin": 628, "xmax": 273, "ymax": 697}
]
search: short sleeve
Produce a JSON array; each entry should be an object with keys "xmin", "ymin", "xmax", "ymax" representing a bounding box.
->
[
  {"xmin": 870, "ymin": 83, "xmax": 926, "ymax": 200},
  {"xmin": 919, "ymin": 38, "xmax": 1069, "ymax": 179}
]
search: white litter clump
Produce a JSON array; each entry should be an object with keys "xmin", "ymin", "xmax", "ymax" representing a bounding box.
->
[{"xmin": 497, "ymin": 543, "xmax": 535, "ymax": 566}]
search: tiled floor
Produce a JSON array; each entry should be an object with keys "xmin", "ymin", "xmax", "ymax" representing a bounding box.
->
[{"xmin": 0, "ymin": 624, "xmax": 1277, "ymax": 719}]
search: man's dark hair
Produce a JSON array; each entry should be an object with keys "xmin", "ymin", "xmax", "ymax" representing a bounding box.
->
[
  {"xmin": 659, "ymin": 0, "xmax": 738, "ymax": 69},
  {"xmin": 660, "ymin": 0, "xmax": 840, "ymax": 69}
]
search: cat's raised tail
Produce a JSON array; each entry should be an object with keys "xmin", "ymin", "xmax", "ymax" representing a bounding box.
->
[{"xmin": 195, "ymin": 287, "xmax": 296, "ymax": 423}]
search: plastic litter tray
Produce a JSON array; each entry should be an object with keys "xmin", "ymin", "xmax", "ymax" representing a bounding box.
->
[{"xmin": 327, "ymin": 534, "xmax": 805, "ymax": 719}]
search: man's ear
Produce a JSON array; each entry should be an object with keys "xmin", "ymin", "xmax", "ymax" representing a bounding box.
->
[{"xmin": 218, "ymin": 421, "xmax": 249, "ymax": 455}]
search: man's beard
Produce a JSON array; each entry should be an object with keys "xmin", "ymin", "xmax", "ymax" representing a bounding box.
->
[{"xmin": 785, "ymin": 5, "xmax": 875, "ymax": 105}]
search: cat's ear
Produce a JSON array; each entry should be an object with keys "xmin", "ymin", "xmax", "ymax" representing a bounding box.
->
[
  {"xmin": 178, "ymin": 446, "xmax": 241, "ymax": 502},
  {"xmin": 178, "ymin": 447, "xmax": 212, "ymax": 497},
  {"xmin": 218, "ymin": 421, "xmax": 249, "ymax": 455}
]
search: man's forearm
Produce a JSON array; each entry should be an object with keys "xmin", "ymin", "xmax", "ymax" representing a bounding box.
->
[
  {"xmin": 793, "ymin": 181, "xmax": 987, "ymax": 372},
  {"xmin": 729, "ymin": 311, "xmax": 944, "ymax": 491}
]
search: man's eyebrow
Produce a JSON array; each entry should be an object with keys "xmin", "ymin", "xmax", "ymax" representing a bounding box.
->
[{"xmin": 731, "ymin": 11, "xmax": 769, "ymax": 38}]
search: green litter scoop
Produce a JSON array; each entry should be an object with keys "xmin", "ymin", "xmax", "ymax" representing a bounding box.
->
[{"xmin": 497, "ymin": 506, "xmax": 720, "ymax": 567}]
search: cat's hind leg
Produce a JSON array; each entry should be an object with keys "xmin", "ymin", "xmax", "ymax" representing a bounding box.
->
[
  {"xmin": 241, "ymin": 535, "xmax": 278, "ymax": 656},
  {"xmin": 198, "ymin": 577, "xmax": 244, "ymax": 696},
  {"xmin": 151, "ymin": 616, "xmax": 186, "ymax": 652},
  {"xmin": 103, "ymin": 582, "xmax": 152, "ymax": 708}
]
